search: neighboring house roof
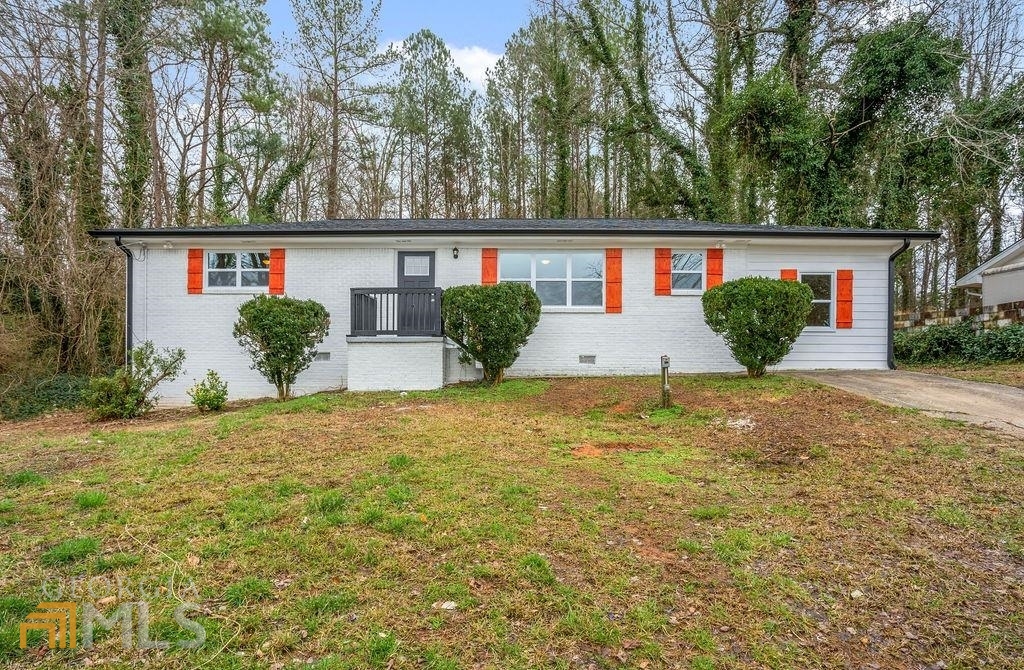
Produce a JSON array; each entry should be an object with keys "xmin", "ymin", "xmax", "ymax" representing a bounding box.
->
[
  {"xmin": 88, "ymin": 218, "xmax": 941, "ymax": 241},
  {"xmin": 954, "ymin": 237, "xmax": 1024, "ymax": 288}
]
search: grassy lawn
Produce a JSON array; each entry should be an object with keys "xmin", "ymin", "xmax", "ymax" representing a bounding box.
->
[
  {"xmin": 902, "ymin": 361, "xmax": 1024, "ymax": 388},
  {"xmin": 1, "ymin": 375, "xmax": 1023, "ymax": 669}
]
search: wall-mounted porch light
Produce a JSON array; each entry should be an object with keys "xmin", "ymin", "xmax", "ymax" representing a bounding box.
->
[{"xmin": 452, "ymin": 247, "xmax": 460, "ymax": 259}]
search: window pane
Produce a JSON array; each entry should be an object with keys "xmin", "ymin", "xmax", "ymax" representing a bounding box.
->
[
  {"xmin": 500, "ymin": 253, "xmax": 531, "ymax": 279},
  {"xmin": 536, "ymin": 280, "xmax": 567, "ymax": 306},
  {"xmin": 672, "ymin": 252, "xmax": 703, "ymax": 272},
  {"xmin": 536, "ymin": 253, "xmax": 567, "ymax": 279},
  {"xmin": 207, "ymin": 270, "xmax": 237, "ymax": 287},
  {"xmin": 240, "ymin": 252, "xmax": 270, "ymax": 269},
  {"xmin": 808, "ymin": 302, "xmax": 831, "ymax": 327},
  {"xmin": 802, "ymin": 274, "xmax": 831, "ymax": 300},
  {"xmin": 571, "ymin": 252, "xmax": 604, "ymax": 279},
  {"xmin": 241, "ymin": 271, "xmax": 269, "ymax": 287},
  {"xmin": 208, "ymin": 252, "xmax": 236, "ymax": 269},
  {"xmin": 403, "ymin": 255, "xmax": 430, "ymax": 276},
  {"xmin": 672, "ymin": 272, "xmax": 702, "ymax": 290},
  {"xmin": 571, "ymin": 280, "xmax": 603, "ymax": 306}
]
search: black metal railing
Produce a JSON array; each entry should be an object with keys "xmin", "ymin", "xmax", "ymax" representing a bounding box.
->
[{"xmin": 350, "ymin": 287, "xmax": 443, "ymax": 337}]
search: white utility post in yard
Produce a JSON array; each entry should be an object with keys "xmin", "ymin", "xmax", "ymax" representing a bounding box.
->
[{"xmin": 661, "ymin": 355, "xmax": 671, "ymax": 409}]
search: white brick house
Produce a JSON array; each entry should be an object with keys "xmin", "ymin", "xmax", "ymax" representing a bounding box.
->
[{"xmin": 89, "ymin": 219, "xmax": 937, "ymax": 403}]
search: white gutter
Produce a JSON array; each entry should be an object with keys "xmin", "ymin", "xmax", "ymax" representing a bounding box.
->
[{"xmin": 982, "ymin": 260, "xmax": 1024, "ymax": 276}]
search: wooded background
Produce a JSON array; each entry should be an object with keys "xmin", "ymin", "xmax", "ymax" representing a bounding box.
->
[{"xmin": 1, "ymin": 0, "xmax": 1022, "ymax": 385}]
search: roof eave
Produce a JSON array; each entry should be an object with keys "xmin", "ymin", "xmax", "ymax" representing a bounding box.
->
[{"xmin": 88, "ymin": 227, "xmax": 942, "ymax": 241}]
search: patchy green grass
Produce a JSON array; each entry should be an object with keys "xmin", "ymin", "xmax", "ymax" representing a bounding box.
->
[
  {"xmin": 225, "ymin": 577, "xmax": 273, "ymax": 606},
  {"xmin": 5, "ymin": 470, "xmax": 45, "ymax": 487},
  {"xmin": 690, "ymin": 504, "xmax": 731, "ymax": 521},
  {"xmin": 0, "ymin": 375, "xmax": 1022, "ymax": 668},
  {"xmin": 73, "ymin": 490, "xmax": 108, "ymax": 509},
  {"xmin": 39, "ymin": 537, "xmax": 99, "ymax": 566}
]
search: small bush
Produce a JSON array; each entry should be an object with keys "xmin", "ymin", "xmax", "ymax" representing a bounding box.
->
[
  {"xmin": 441, "ymin": 283, "xmax": 542, "ymax": 384},
  {"xmin": 894, "ymin": 321, "xmax": 974, "ymax": 363},
  {"xmin": 972, "ymin": 324, "xmax": 1024, "ymax": 361},
  {"xmin": 702, "ymin": 277, "xmax": 813, "ymax": 377},
  {"xmin": 188, "ymin": 370, "xmax": 229, "ymax": 411},
  {"xmin": 0, "ymin": 374, "xmax": 90, "ymax": 421},
  {"xmin": 894, "ymin": 322, "xmax": 1024, "ymax": 364},
  {"xmin": 82, "ymin": 342, "xmax": 185, "ymax": 420},
  {"xmin": 233, "ymin": 295, "xmax": 330, "ymax": 400}
]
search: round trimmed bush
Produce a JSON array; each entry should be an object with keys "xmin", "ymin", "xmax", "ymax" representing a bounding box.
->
[
  {"xmin": 702, "ymin": 277, "xmax": 813, "ymax": 377},
  {"xmin": 233, "ymin": 295, "xmax": 330, "ymax": 400},
  {"xmin": 441, "ymin": 283, "xmax": 542, "ymax": 385}
]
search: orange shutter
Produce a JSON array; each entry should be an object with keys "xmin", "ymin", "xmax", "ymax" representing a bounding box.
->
[
  {"xmin": 706, "ymin": 248, "xmax": 723, "ymax": 288},
  {"xmin": 481, "ymin": 248, "xmax": 498, "ymax": 285},
  {"xmin": 269, "ymin": 249, "xmax": 285, "ymax": 295},
  {"xmin": 187, "ymin": 248, "xmax": 204, "ymax": 294},
  {"xmin": 780, "ymin": 268, "xmax": 798, "ymax": 281},
  {"xmin": 836, "ymin": 269, "xmax": 853, "ymax": 328},
  {"xmin": 654, "ymin": 248, "xmax": 672, "ymax": 295},
  {"xmin": 605, "ymin": 248, "xmax": 622, "ymax": 313}
]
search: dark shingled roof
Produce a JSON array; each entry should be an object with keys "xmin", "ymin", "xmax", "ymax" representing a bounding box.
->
[{"xmin": 88, "ymin": 218, "xmax": 940, "ymax": 240}]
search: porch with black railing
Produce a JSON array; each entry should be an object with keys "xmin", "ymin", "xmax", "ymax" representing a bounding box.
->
[{"xmin": 350, "ymin": 287, "xmax": 443, "ymax": 337}]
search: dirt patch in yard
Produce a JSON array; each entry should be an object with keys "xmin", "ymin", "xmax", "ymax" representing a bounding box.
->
[{"xmin": 571, "ymin": 441, "xmax": 653, "ymax": 458}]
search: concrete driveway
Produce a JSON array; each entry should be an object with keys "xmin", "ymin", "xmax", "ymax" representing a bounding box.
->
[{"xmin": 795, "ymin": 370, "xmax": 1024, "ymax": 438}]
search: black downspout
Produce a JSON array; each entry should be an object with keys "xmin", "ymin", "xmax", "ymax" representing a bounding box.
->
[
  {"xmin": 114, "ymin": 236, "xmax": 133, "ymax": 367},
  {"xmin": 887, "ymin": 238, "xmax": 911, "ymax": 370}
]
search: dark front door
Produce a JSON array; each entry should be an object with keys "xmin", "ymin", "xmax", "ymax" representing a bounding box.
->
[{"xmin": 397, "ymin": 252, "xmax": 439, "ymax": 335}]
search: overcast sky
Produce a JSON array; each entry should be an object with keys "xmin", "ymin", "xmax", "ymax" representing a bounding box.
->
[{"xmin": 265, "ymin": 0, "xmax": 535, "ymax": 89}]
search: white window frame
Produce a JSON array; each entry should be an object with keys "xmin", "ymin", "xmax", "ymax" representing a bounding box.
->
[
  {"xmin": 670, "ymin": 249, "xmax": 706, "ymax": 295},
  {"xmin": 205, "ymin": 250, "xmax": 271, "ymax": 293},
  {"xmin": 498, "ymin": 250, "xmax": 605, "ymax": 312},
  {"xmin": 799, "ymin": 271, "xmax": 835, "ymax": 331}
]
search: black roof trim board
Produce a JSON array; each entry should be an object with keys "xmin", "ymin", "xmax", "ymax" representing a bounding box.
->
[{"xmin": 88, "ymin": 218, "xmax": 941, "ymax": 240}]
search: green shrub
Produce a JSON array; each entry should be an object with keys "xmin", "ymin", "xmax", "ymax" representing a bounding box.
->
[
  {"xmin": 893, "ymin": 321, "xmax": 975, "ymax": 363},
  {"xmin": 970, "ymin": 324, "xmax": 1024, "ymax": 362},
  {"xmin": 81, "ymin": 342, "xmax": 185, "ymax": 420},
  {"xmin": 0, "ymin": 374, "xmax": 90, "ymax": 421},
  {"xmin": 441, "ymin": 283, "xmax": 542, "ymax": 384},
  {"xmin": 894, "ymin": 322, "xmax": 1024, "ymax": 364},
  {"xmin": 702, "ymin": 277, "xmax": 813, "ymax": 377},
  {"xmin": 188, "ymin": 370, "xmax": 229, "ymax": 411},
  {"xmin": 233, "ymin": 295, "xmax": 330, "ymax": 400}
]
